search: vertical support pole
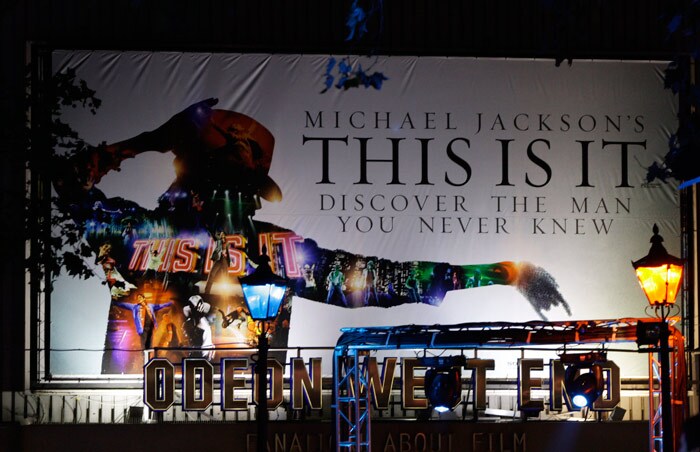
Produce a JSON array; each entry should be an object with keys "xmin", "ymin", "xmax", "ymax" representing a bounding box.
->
[
  {"xmin": 649, "ymin": 352, "xmax": 660, "ymax": 451},
  {"xmin": 29, "ymin": 45, "xmax": 52, "ymax": 387},
  {"xmin": 334, "ymin": 348, "xmax": 341, "ymax": 451},
  {"xmin": 659, "ymin": 322, "xmax": 674, "ymax": 452},
  {"xmin": 257, "ymin": 330, "xmax": 268, "ymax": 452},
  {"xmin": 353, "ymin": 350, "xmax": 361, "ymax": 451}
]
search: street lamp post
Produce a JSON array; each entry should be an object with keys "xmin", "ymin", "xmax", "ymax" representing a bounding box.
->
[
  {"xmin": 240, "ymin": 251, "xmax": 288, "ymax": 452},
  {"xmin": 255, "ymin": 329, "xmax": 269, "ymax": 452},
  {"xmin": 632, "ymin": 224, "xmax": 684, "ymax": 452}
]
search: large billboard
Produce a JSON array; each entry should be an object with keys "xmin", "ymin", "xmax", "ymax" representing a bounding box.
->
[{"xmin": 47, "ymin": 51, "xmax": 679, "ymax": 376}]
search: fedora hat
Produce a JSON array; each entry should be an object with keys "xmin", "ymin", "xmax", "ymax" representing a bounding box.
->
[{"xmin": 199, "ymin": 110, "xmax": 282, "ymax": 202}]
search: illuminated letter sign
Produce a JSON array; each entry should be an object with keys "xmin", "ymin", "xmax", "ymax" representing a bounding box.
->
[
  {"xmin": 402, "ymin": 358, "xmax": 428, "ymax": 410},
  {"xmin": 594, "ymin": 360, "xmax": 621, "ymax": 410},
  {"xmin": 369, "ymin": 357, "xmax": 398, "ymax": 410},
  {"xmin": 291, "ymin": 357, "xmax": 323, "ymax": 410},
  {"xmin": 142, "ymin": 356, "xmax": 624, "ymax": 414},
  {"xmin": 221, "ymin": 358, "xmax": 249, "ymax": 411},
  {"xmin": 518, "ymin": 358, "xmax": 544, "ymax": 413},
  {"xmin": 183, "ymin": 358, "xmax": 214, "ymax": 411},
  {"xmin": 254, "ymin": 359, "xmax": 284, "ymax": 410},
  {"xmin": 144, "ymin": 358, "xmax": 175, "ymax": 411},
  {"xmin": 465, "ymin": 358, "xmax": 495, "ymax": 410},
  {"xmin": 550, "ymin": 358, "xmax": 621, "ymax": 411}
]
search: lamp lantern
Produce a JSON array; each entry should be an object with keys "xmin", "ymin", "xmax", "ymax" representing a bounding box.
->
[
  {"xmin": 632, "ymin": 224, "xmax": 683, "ymax": 308},
  {"xmin": 240, "ymin": 254, "xmax": 288, "ymax": 322}
]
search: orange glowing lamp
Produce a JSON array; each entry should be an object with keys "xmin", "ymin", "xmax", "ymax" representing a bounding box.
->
[{"xmin": 632, "ymin": 224, "xmax": 684, "ymax": 306}]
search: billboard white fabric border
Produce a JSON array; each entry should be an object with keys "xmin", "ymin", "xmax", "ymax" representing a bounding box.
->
[{"xmin": 48, "ymin": 52, "xmax": 678, "ymax": 377}]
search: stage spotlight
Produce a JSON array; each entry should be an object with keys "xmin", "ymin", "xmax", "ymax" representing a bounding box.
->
[
  {"xmin": 566, "ymin": 365, "xmax": 603, "ymax": 408},
  {"xmin": 419, "ymin": 356, "xmax": 465, "ymax": 413},
  {"xmin": 560, "ymin": 352, "xmax": 605, "ymax": 409},
  {"xmin": 425, "ymin": 366, "xmax": 462, "ymax": 412}
]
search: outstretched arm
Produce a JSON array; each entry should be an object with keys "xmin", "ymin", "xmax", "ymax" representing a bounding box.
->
[
  {"xmin": 107, "ymin": 97, "xmax": 218, "ymax": 158},
  {"xmin": 290, "ymin": 238, "xmax": 571, "ymax": 320},
  {"xmin": 153, "ymin": 301, "xmax": 174, "ymax": 313},
  {"xmin": 112, "ymin": 301, "xmax": 136, "ymax": 310},
  {"xmin": 52, "ymin": 98, "xmax": 219, "ymax": 202}
]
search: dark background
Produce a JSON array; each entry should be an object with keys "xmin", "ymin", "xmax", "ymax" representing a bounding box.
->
[{"xmin": 1, "ymin": 2, "xmax": 693, "ymax": 451}]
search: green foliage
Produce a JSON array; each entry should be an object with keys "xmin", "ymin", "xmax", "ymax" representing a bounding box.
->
[
  {"xmin": 50, "ymin": 67, "xmax": 101, "ymax": 156},
  {"xmin": 26, "ymin": 66, "xmax": 102, "ymax": 286}
]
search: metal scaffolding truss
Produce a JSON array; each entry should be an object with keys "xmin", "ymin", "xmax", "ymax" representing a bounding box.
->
[
  {"xmin": 334, "ymin": 347, "xmax": 372, "ymax": 451},
  {"xmin": 333, "ymin": 318, "xmax": 686, "ymax": 452},
  {"xmin": 334, "ymin": 318, "xmax": 642, "ymax": 351},
  {"xmin": 648, "ymin": 328, "xmax": 687, "ymax": 452}
]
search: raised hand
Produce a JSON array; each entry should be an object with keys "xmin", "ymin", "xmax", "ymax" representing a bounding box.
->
[
  {"xmin": 514, "ymin": 262, "xmax": 572, "ymax": 321},
  {"xmin": 52, "ymin": 98, "xmax": 221, "ymax": 200}
]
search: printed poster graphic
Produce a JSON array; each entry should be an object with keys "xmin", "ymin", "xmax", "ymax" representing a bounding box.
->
[{"xmin": 48, "ymin": 52, "xmax": 679, "ymax": 375}]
